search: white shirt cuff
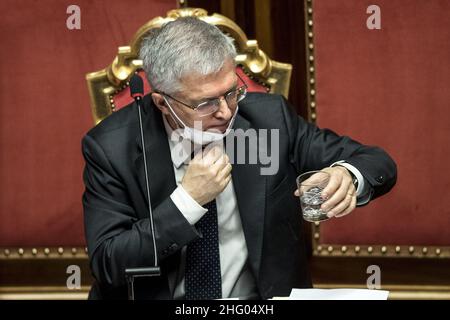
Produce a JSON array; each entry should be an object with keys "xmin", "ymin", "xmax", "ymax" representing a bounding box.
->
[
  {"xmin": 170, "ymin": 185, "xmax": 207, "ymax": 225},
  {"xmin": 330, "ymin": 160, "xmax": 365, "ymax": 196}
]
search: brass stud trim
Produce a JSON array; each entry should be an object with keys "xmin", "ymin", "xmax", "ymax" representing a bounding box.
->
[
  {"xmin": 311, "ymin": 243, "xmax": 449, "ymax": 258},
  {"xmin": 0, "ymin": 247, "xmax": 91, "ymax": 259}
]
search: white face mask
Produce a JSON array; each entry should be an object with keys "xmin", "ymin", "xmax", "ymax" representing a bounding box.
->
[{"xmin": 163, "ymin": 96, "xmax": 239, "ymax": 145}]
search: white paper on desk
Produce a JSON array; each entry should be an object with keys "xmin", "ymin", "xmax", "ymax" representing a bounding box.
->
[{"xmin": 289, "ymin": 288, "xmax": 389, "ymax": 300}]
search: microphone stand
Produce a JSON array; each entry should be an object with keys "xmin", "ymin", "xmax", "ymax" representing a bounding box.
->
[{"xmin": 125, "ymin": 74, "xmax": 161, "ymax": 300}]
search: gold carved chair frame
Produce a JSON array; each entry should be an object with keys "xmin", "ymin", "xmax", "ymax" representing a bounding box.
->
[{"xmin": 86, "ymin": 7, "xmax": 292, "ymax": 124}]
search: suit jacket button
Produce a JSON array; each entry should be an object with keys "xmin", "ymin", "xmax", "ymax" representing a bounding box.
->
[{"xmin": 376, "ymin": 175, "xmax": 384, "ymax": 183}]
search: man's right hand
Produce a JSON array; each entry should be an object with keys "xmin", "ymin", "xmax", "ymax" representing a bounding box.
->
[{"xmin": 181, "ymin": 146, "xmax": 232, "ymax": 206}]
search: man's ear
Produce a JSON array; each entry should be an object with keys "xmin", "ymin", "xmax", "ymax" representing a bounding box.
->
[{"xmin": 151, "ymin": 93, "xmax": 170, "ymax": 115}]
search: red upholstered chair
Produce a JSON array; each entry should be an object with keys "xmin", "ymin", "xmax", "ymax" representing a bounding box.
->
[{"xmin": 86, "ymin": 8, "xmax": 292, "ymax": 124}]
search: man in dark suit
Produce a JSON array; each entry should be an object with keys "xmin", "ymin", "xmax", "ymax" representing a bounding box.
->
[{"xmin": 82, "ymin": 17, "xmax": 397, "ymax": 300}]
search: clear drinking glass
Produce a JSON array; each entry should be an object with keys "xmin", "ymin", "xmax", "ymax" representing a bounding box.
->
[{"xmin": 296, "ymin": 170, "xmax": 331, "ymax": 222}]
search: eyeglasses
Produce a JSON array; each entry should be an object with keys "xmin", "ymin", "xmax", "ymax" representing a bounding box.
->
[{"xmin": 155, "ymin": 73, "xmax": 248, "ymax": 117}]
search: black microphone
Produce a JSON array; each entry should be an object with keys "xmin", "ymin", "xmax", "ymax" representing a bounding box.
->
[
  {"xmin": 130, "ymin": 74, "xmax": 144, "ymax": 101},
  {"xmin": 126, "ymin": 74, "xmax": 161, "ymax": 300}
]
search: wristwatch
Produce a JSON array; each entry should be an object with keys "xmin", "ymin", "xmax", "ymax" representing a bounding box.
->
[
  {"xmin": 348, "ymin": 170, "xmax": 359, "ymax": 190},
  {"xmin": 332, "ymin": 162, "xmax": 359, "ymax": 191}
]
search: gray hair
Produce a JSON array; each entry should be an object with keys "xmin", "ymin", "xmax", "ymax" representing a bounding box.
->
[{"xmin": 139, "ymin": 17, "xmax": 237, "ymax": 94}]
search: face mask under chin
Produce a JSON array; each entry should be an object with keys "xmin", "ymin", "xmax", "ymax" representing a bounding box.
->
[{"xmin": 164, "ymin": 97, "xmax": 238, "ymax": 145}]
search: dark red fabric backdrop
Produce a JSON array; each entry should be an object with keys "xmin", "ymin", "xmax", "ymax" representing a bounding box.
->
[
  {"xmin": 313, "ymin": 0, "xmax": 450, "ymax": 245},
  {"xmin": 0, "ymin": 0, "xmax": 176, "ymax": 246}
]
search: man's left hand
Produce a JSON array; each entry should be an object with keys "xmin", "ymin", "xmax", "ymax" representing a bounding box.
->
[{"xmin": 294, "ymin": 166, "xmax": 357, "ymax": 218}]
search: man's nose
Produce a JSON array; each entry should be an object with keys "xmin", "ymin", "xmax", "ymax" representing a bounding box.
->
[{"xmin": 214, "ymin": 97, "xmax": 232, "ymax": 119}]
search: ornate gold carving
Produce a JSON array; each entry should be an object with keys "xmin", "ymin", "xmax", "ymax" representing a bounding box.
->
[{"xmin": 86, "ymin": 7, "xmax": 292, "ymax": 124}]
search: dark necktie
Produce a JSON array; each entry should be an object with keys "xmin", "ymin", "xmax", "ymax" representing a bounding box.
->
[{"xmin": 185, "ymin": 199, "xmax": 222, "ymax": 300}]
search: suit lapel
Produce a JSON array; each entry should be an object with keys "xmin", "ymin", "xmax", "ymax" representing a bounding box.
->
[
  {"xmin": 133, "ymin": 101, "xmax": 177, "ymax": 213},
  {"xmin": 230, "ymin": 114, "xmax": 267, "ymax": 281}
]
